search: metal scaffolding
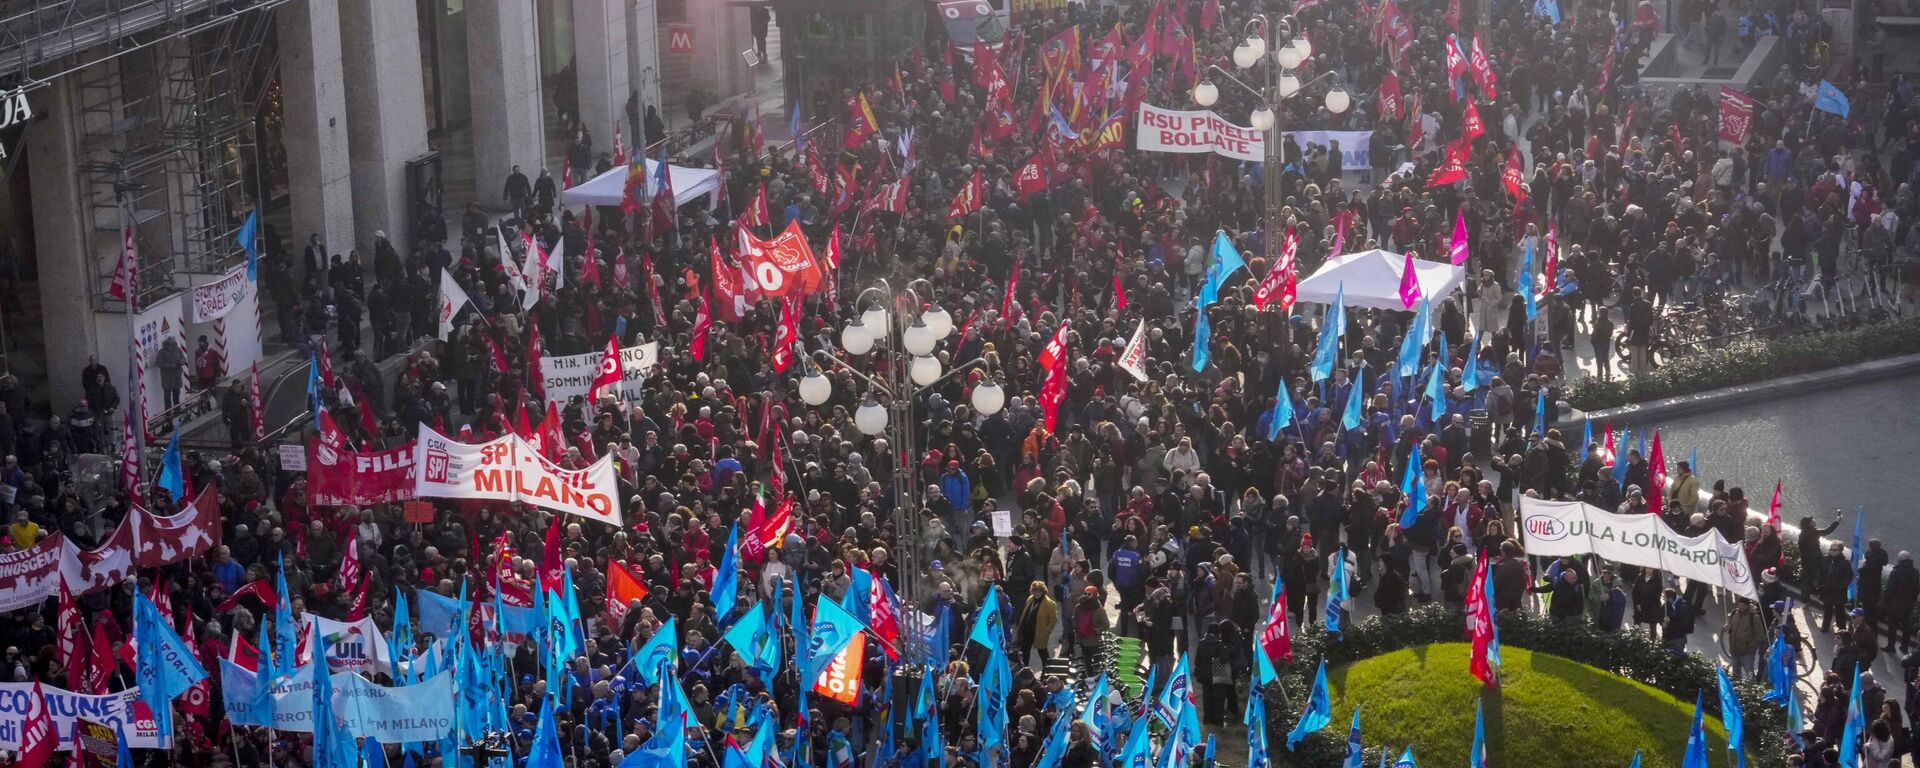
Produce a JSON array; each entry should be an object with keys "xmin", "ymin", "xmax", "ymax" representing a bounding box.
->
[{"xmin": 2, "ymin": 0, "xmax": 282, "ymax": 308}]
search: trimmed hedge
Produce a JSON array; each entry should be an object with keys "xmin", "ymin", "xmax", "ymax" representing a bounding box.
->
[
  {"xmin": 1264, "ymin": 605, "xmax": 1792, "ymax": 768},
  {"xmin": 1564, "ymin": 316, "xmax": 1920, "ymax": 411}
]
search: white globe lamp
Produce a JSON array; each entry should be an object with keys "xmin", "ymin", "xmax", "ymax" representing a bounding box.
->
[
  {"xmin": 854, "ymin": 396, "xmax": 889, "ymax": 436},
  {"xmin": 971, "ymin": 380, "xmax": 1006, "ymax": 416},
  {"xmin": 1324, "ymin": 86, "xmax": 1352, "ymax": 115},
  {"xmin": 909, "ymin": 355, "xmax": 942, "ymax": 386},
  {"xmin": 861, "ymin": 306, "xmax": 890, "ymax": 337},
  {"xmin": 841, "ymin": 320, "xmax": 875, "ymax": 355},
  {"xmin": 798, "ymin": 370, "xmax": 832, "ymax": 405},
  {"xmin": 1277, "ymin": 70, "xmax": 1301, "ymax": 99},
  {"xmin": 923, "ymin": 305, "xmax": 954, "ymax": 339},
  {"xmin": 902, "ymin": 320, "xmax": 937, "ymax": 357},
  {"xmin": 1274, "ymin": 39, "xmax": 1305, "ymax": 70},
  {"xmin": 1249, "ymin": 107, "xmax": 1275, "ymax": 131},
  {"xmin": 1232, "ymin": 43, "xmax": 1260, "ymax": 70},
  {"xmin": 1193, "ymin": 80, "xmax": 1219, "ymax": 107}
]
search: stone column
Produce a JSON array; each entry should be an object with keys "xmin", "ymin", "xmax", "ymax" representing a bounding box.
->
[
  {"xmin": 26, "ymin": 78, "xmax": 103, "ymax": 413},
  {"xmin": 275, "ymin": 0, "xmax": 356, "ymax": 271},
  {"xmin": 628, "ymin": 0, "xmax": 662, "ymax": 131},
  {"xmin": 468, "ymin": 0, "xmax": 546, "ymax": 209},
  {"xmin": 573, "ymin": 0, "xmax": 630, "ymax": 152},
  {"xmin": 339, "ymin": 0, "xmax": 432, "ymax": 253}
]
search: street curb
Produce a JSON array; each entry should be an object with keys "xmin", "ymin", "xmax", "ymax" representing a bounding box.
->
[{"xmin": 1559, "ymin": 351, "xmax": 1920, "ymax": 427}]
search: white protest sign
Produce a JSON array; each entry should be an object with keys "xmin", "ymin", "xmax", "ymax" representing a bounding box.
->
[
  {"xmin": 1517, "ymin": 497, "xmax": 1756, "ymax": 600},
  {"xmin": 187, "ymin": 266, "xmax": 253, "ymax": 323},
  {"xmin": 279, "ymin": 444, "xmax": 308, "ymax": 471},
  {"xmin": 412, "ymin": 424, "xmax": 624, "ymax": 526},
  {"xmin": 990, "ymin": 508, "xmax": 1014, "ymax": 538},
  {"xmin": 540, "ymin": 342, "xmax": 659, "ymax": 407}
]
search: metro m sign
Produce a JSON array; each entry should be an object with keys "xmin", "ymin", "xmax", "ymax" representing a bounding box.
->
[{"xmin": 667, "ymin": 23, "xmax": 695, "ymax": 54}]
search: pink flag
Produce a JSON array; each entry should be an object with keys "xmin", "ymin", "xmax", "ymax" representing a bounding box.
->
[
  {"xmin": 1466, "ymin": 555, "xmax": 1497, "ymax": 686},
  {"xmin": 1448, "ymin": 210, "xmax": 1470, "ymax": 265},
  {"xmin": 1398, "ymin": 251, "xmax": 1422, "ymax": 309},
  {"xmin": 1767, "ymin": 481, "xmax": 1783, "ymax": 529}
]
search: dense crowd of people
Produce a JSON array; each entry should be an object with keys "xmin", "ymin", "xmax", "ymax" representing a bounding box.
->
[{"xmin": 4, "ymin": 0, "xmax": 1919, "ymax": 765}]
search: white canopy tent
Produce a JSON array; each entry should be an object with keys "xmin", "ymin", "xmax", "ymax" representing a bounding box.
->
[
  {"xmin": 558, "ymin": 159, "xmax": 722, "ymax": 209},
  {"xmin": 1295, "ymin": 249, "xmax": 1466, "ymax": 311}
]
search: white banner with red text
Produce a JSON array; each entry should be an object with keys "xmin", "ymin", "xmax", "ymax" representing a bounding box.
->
[
  {"xmin": 1516, "ymin": 497, "xmax": 1756, "ymax": 600},
  {"xmin": 0, "ymin": 683, "xmax": 164, "ymax": 751},
  {"xmin": 540, "ymin": 341, "xmax": 659, "ymax": 408},
  {"xmin": 411, "ymin": 425, "xmax": 623, "ymax": 526},
  {"xmin": 1133, "ymin": 104, "xmax": 1374, "ymax": 167}
]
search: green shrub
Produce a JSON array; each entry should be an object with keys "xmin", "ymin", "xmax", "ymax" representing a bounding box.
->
[
  {"xmin": 1564, "ymin": 316, "xmax": 1920, "ymax": 411},
  {"xmin": 1263, "ymin": 605, "xmax": 1792, "ymax": 768}
]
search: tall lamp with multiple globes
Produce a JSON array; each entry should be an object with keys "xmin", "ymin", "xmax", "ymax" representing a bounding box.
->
[
  {"xmin": 1192, "ymin": 14, "xmax": 1351, "ymax": 267},
  {"xmin": 795, "ymin": 279, "xmax": 1004, "ymax": 658}
]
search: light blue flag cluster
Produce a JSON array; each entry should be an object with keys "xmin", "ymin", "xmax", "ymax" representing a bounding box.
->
[
  {"xmin": 721, "ymin": 604, "xmax": 782, "ymax": 681},
  {"xmin": 634, "ymin": 617, "xmax": 679, "ymax": 685},
  {"xmin": 1080, "ymin": 674, "xmax": 1111, "ymax": 753},
  {"xmin": 1425, "ymin": 334, "xmax": 1449, "ymax": 421},
  {"xmin": 978, "ymin": 632, "xmax": 1013, "ymax": 751},
  {"xmin": 1312, "ymin": 284, "xmax": 1347, "ymax": 382},
  {"xmin": 1470, "ymin": 699, "xmax": 1488, "ymax": 768},
  {"xmin": 1718, "ymin": 667, "xmax": 1747, "ymax": 768},
  {"xmin": 1199, "ymin": 230, "xmax": 1246, "ymax": 308},
  {"xmin": 1840, "ymin": 664, "xmax": 1865, "ymax": 768},
  {"xmin": 1287, "ymin": 659, "xmax": 1332, "ymax": 750},
  {"xmin": 1119, "ymin": 701, "xmax": 1153, "ymax": 768},
  {"xmin": 1035, "ymin": 693, "xmax": 1075, "ymax": 768},
  {"xmin": 1157, "ymin": 698, "xmax": 1202, "ymax": 768},
  {"xmin": 1521, "ymin": 240, "xmax": 1538, "ymax": 321},
  {"xmin": 133, "ymin": 588, "xmax": 207, "ymax": 737},
  {"xmin": 312, "ymin": 634, "xmax": 359, "ymax": 768},
  {"xmin": 1764, "ymin": 628, "xmax": 1793, "ymax": 703},
  {"xmin": 1341, "ymin": 368, "xmax": 1366, "ymax": 431},
  {"xmin": 1462, "ymin": 333, "xmax": 1483, "ymax": 391},
  {"xmin": 527, "ymin": 696, "xmax": 564, "ymax": 768},
  {"xmin": 1154, "ymin": 656, "xmax": 1193, "ymax": 726},
  {"xmin": 970, "ymin": 586, "xmax": 1004, "ymax": 649}
]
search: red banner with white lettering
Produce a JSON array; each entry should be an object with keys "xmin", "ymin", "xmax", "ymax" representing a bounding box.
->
[
  {"xmin": 307, "ymin": 441, "xmax": 418, "ymax": 507},
  {"xmin": 1717, "ymin": 86, "xmax": 1754, "ymax": 150}
]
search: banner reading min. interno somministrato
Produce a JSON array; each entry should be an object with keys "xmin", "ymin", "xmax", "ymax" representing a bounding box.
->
[
  {"xmin": 1517, "ymin": 497, "xmax": 1756, "ymax": 600},
  {"xmin": 411, "ymin": 424, "xmax": 623, "ymax": 526}
]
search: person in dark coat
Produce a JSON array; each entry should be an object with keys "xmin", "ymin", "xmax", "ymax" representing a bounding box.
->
[
  {"xmin": 1800, "ymin": 512, "xmax": 1844, "ymax": 596},
  {"xmin": 1822, "ymin": 541, "xmax": 1856, "ymax": 633},
  {"xmin": 1881, "ymin": 552, "xmax": 1920, "ymax": 653}
]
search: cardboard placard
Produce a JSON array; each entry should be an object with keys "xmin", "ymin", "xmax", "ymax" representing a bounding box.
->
[
  {"xmin": 278, "ymin": 444, "xmax": 307, "ymax": 471},
  {"xmin": 403, "ymin": 501, "xmax": 437, "ymax": 524}
]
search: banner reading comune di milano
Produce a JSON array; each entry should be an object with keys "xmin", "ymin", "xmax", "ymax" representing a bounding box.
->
[
  {"xmin": 411, "ymin": 424, "xmax": 623, "ymax": 526},
  {"xmin": 1517, "ymin": 497, "xmax": 1757, "ymax": 600}
]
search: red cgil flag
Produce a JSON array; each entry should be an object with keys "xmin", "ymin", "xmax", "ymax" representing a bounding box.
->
[{"xmin": 587, "ymin": 334, "xmax": 624, "ymax": 404}]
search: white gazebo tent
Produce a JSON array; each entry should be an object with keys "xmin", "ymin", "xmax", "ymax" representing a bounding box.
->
[
  {"xmin": 1295, "ymin": 249, "xmax": 1466, "ymax": 311},
  {"xmin": 558, "ymin": 159, "xmax": 722, "ymax": 209}
]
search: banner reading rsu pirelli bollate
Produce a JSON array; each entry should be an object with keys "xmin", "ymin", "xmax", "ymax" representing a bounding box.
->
[
  {"xmin": 1134, "ymin": 104, "xmax": 1374, "ymax": 168},
  {"xmin": 1517, "ymin": 498, "xmax": 1756, "ymax": 600},
  {"xmin": 412, "ymin": 425, "xmax": 622, "ymax": 526}
]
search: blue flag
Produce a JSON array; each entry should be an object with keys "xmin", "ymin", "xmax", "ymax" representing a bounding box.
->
[
  {"xmin": 1629, "ymin": 752, "xmax": 1642, "ymax": 768},
  {"xmin": 978, "ymin": 641, "xmax": 1013, "ymax": 749},
  {"xmin": 842, "ymin": 566, "xmax": 874, "ymax": 624},
  {"xmin": 634, "ymin": 617, "xmax": 679, "ymax": 685},
  {"xmin": 155, "ymin": 426, "xmax": 185, "ymax": 501},
  {"xmin": 363, "ymin": 736, "xmax": 389, "ymax": 768},
  {"xmin": 1393, "ymin": 747, "xmax": 1418, "ymax": 768},
  {"xmin": 311, "ymin": 634, "xmax": 358, "ymax": 768},
  {"xmin": 133, "ymin": 588, "xmax": 207, "ymax": 737},
  {"xmin": 1462, "ymin": 333, "xmax": 1483, "ymax": 391},
  {"xmin": 1816, "ymin": 81, "xmax": 1851, "ymax": 116},
  {"xmin": 721, "ymin": 604, "xmax": 782, "ymax": 681},
  {"xmin": 712, "ymin": 522, "xmax": 741, "ymax": 621},
  {"xmin": 1326, "ymin": 548, "xmax": 1350, "ymax": 637},
  {"xmin": 1718, "ymin": 667, "xmax": 1747, "ymax": 768},
  {"xmin": 969, "ymin": 586, "xmax": 1004, "ymax": 649},
  {"xmin": 1341, "ymin": 706, "xmax": 1362, "ymax": 768},
  {"xmin": 1849, "ymin": 508, "xmax": 1866, "ymax": 601},
  {"xmin": 390, "ymin": 589, "xmax": 414, "ymax": 685},
  {"xmin": 1397, "ymin": 442, "xmax": 1426, "ymax": 529},
  {"xmin": 114, "ymin": 721, "xmax": 134, "ymax": 768},
  {"xmin": 1521, "ymin": 239, "xmax": 1538, "ymax": 321},
  {"xmin": 1690, "ymin": 447, "xmax": 1699, "ymax": 476},
  {"xmin": 1425, "ymin": 339, "xmax": 1448, "ymax": 421},
  {"xmin": 1311, "ymin": 284, "xmax": 1346, "ymax": 382},
  {"xmin": 1286, "ymin": 659, "xmax": 1332, "ymax": 749},
  {"xmin": 238, "ymin": 208, "xmax": 261, "ymax": 281},
  {"xmin": 1764, "ymin": 628, "xmax": 1793, "ymax": 703},
  {"xmin": 804, "ymin": 594, "xmax": 870, "ymax": 685},
  {"xmin": 1341, "ymin": 369, "xmax": 1365, "ymax": 431},
  {"xmin": 1470, "ymin": 699, "xmax": 1488, "ymax": 768},
  {"xmin": 1081, "ymin": 674, "xmax": 1111, "ymax": 752},
  {"xmin": 1035, "ymin": 693, "xmax": 1076, "ymax": 768},
  {"xmin": 1611, "ymin": 428, "xmax": 1632, "ymax": 486},
  {"xmin": 1154, "ymin": 656, "xmax": 1194, "ymax": 726},
  {"xmin": 1581, "ymin": 421, "xmax": 1594, "ymax": 462},
  {"xmin": 789, "ymin": 104, "xmax": 806, "ymax": 149},
  {"xmin": 527, "ymin": 696, "xmax": 565, "ymax": 768},
  {"xmin": 1683, "ymin": 692, "xmax": 1710, "ymax": 768},
  {"xmin": 1534, "ymin": 386, "xmax": 1548, "ymax": 434},
  {"xmin": 1246, "ymin": 683, "xmax": 1271, "ymax": 768},
  {"xmin": 1536, "ymin": 0, "xmax": 1562, "ymax": 21},
  {"xmin": 1119, "ymin": 701, "xmax": 1153, "ymax": 768},
  {"xmin": 1840, "ymin": 663, "xmax": 1865, "ymax": 768},
  {"xmin": 1266, "ymin": 377, "xmax": 1294, "ymax": 442},
  {"xmin": 1396, "ymin": 297, "xmax": 1431, "ymax": 376},
  {"xmin": 1192, "ymin": 307, "xmax": 1212, "ymax": 373},
  {"xmin": 1199, "ymin": 230, "xmax": 1246, "ymax": 307}
]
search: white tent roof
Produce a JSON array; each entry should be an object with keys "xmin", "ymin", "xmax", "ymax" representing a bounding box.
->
[
  {"xmin": 558, "ymin": 159, "xmax": 721, "ymax": 209},
  {"xmin": 1295, "ymin": 249, "xmax": 1466, "ymax": 311}
]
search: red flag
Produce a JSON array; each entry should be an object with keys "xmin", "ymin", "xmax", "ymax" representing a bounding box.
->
[
  {"xmin": 1461, "ymin": 99, "xmax": 1485, "ymax": 143},
  {"xmin": 338, "ymin": 536, "xmax": 361, "ymax": 591},
  {"xmin": 542, "ymin": 515, "xmax": 565, "ymax": 589},
  {"xmin": 1446, "ymin": 0, "xmax": 1462, "ymax": 29},
  {"xmin": 1015, "ymin": 153, "xmax": 1050, "ymax": 201},
  {"xmin": 542, "ymin": 401, "xmax": 565, "ymax": 462},
  {"xmin": 947, "ymin": 168, "xmax": 985, "ymax": 221},
  {"xmin": 842, "ymin": 93, "xmax": 880, "ymax": 149},
  {"xmin": 1260, "ymin": 582, "xmax": 1293, "ymax": 666},
  {"xmin": 612, "ymin": 124, "xmax": 627, "ymax": 166},
  {"xmin": 86, "ymin": 621, "xmax": 115, "ymax": 694},
  {"xmin": 1427, "ymin": 139, "xmax": 1469, "ymax": 187},
  {"xmin": 1648, "ymin": 431, "xmax": 1667, "ymax": 515},
  {"xmin": 771, "ymin": 297, "xmax": 800, "ymax": 373},
  {"xmin": 1038, "ymin": 364, "xmax": 1067, "ymax": 432},
  {"xmin": 587, "ymin": 334, "xmax": 625, "ymax": 404},
  {"xmin": 1466, "ymin": 555, "xmax": 1498, "ymax": 686},
  {"xmin": 711, "ymin": 238, "xmax": 746, "ymax": 323},
  {"xmin": 691, "ymin": 299, "xmax": 712, "ymax": 362},
  {"xmin": 605, "ymin": 561, "xmax": 650, "ymax": 625},
  {"xmin": 742, "ymin": 184, "xmax": 772, "ymax": 228},
  {"xmin": 1200, "ymin": 0, "xmax": 1220, "ymax": 28},
  {"xmin": 248, "ymin": 361, "xmax": 264, "ymax": 440},
  {"xmin": 485, "ymin": 335, "xmax": 511, "ymax": 375},
  {"xmin": 1718, "ymin": 86, "xmax": 1755, "ymax": 148},
  {"xmin": 1037, "ymin": 320, "xmax": 1071, "ymax": 372},
  {"xmin": 17, "ymin": 681, "xmax": 54, "ymax": 767},
  {"xmin": 762, "ymin": 494, "xmax": 796, "ymax": 548},
  {"xmin": 1002, "ymin": 256, "xmax": 1023, "ymax": 326},
  {"xmin": 1468, "ymin": 34, "xmax": 1500, "ymax": 98},
  {"xmin": 1445, "ymin": 35, "xmax": 1468, "ymax": 82},
  {"xmin": 940, "ymin": 44, "xmax": 957, "ymax": 104},
  {"xmin": 1112, "ymin": 271, "xmax": 1127, "ymax": 314},
  {"xmin": 1502, "ymin": 144, "xmax": 1527, "ymax": 202},
  {"xmin": 345, "ymin": 577, "xmax": 371, "ymax": 621},
  {"xmin": 1252, "ymin": 229, "xmax": 1300, "ymax": 310},
  {"xmin": 109, "ymin": 224, "xmax": 138, "ymax": 305},
  {"xmin": 57, "ymin": 580, "xmax": 87, "ymax": 692},
  {"xmin": 1377, "ymin": 71, "xmax": 1403, "ymax": 120},
  {"xmin": 768, "ymin": 434, "xmax": 788, "ymax": 504},
  {"xmin": 214, "ymin": 580, "xmax": 278, "ymax": 614},
  {"xmin": 612, "ymin": 249, "xmax": 632, "ymax": 291},
  {"xmin": 1767, "ymin": 481, "xmax": 1783, "ymax": 529},
  {"xmin": 527, "ymin": 319, "xmax": 546, "ymax": 400},
  {"xmin": 869, "ymin": 577, "xmax": 901, "ymax": 661}
]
